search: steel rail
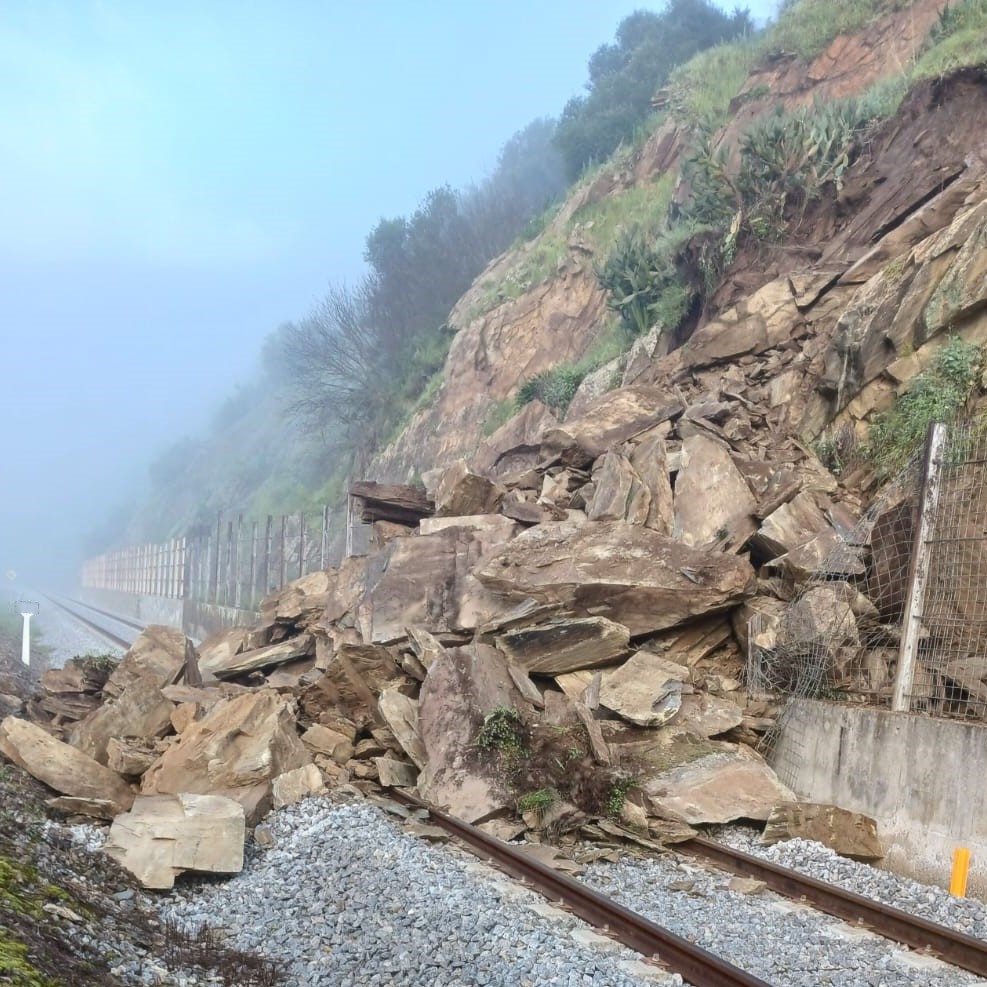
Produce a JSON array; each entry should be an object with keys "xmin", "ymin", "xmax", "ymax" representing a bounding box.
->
[
  {"xmin": 389, "ymin": 790, "xmax": 773, "ymax": 987},
  {"xmin": 40, "ymin": 594, "xmax": 134, "ymax": 650},
  {"xmin": 52, "ymin": 595, "xmax": 146, "ymax": 632},
  {"xmin": 680, "ymin": 836, "xmax": 987, "ymax": 978}
]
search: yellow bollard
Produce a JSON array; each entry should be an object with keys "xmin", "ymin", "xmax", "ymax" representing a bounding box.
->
[{"xmin": 950, "ymin": 848, "xmax": 971, "ymax": 897}]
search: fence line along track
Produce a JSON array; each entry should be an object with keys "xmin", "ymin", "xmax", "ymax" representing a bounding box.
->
[
  {"xmin": 388, "ymin": 790, "xmax": 773, "ymax": 987},
  {"xmin": 41, "ymin": 594, "xmax": 138, "ymax": 651},
  {"xmin": 678, "ymin": 837, "xmax": 987, "ymax": 978}
]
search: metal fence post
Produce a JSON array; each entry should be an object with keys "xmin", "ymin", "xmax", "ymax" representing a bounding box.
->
[{"xmin": 892, "ymin": 422, "xmax": 947, "ymax": 712}]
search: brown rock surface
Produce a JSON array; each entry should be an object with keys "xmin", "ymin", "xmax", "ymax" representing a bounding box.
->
[
  {"xmin": 597, "ymin": 651, "xmax": 691, "ymax": 728},
  {"xmin": 495, "ymin": 616, "xmax": 630, "ymax": 676},
  {"xmin": 629, "ymin": 430, "xmax": 674, "ymax": 533},
  {"xmin": 104, "ymin": 793, "xmax": 245, "ymax": 889},
  {"xmin": 103, "ymin": 625, "xmax": 194, "ymax": 700},
  {"xmin": 541, "ymin": 387, "xmax": 683, "ymax": 465},
  {"xmin": 70, "ymin": 675, "xmax": 175, "ymax": 764},
  {"xmin": 417, "ymin": 643, "xmax": 528, "ymax": 822},
  {"xmin": 200, "ymin": 635, "xmax": 314, "ymax": 679},
  {"xmin": 377, "ymin": 688, "xmax": 427, "ymax": 769},
  {"xmin": 672, "ymin": 434, "xmax": 756, "ymax": 550},
  {"xmin": 140, "ymin": 690, "xmax": 310, "ymax": 824},
  {"xmin": 476, "ymin": 520, "xmax": 756, "ymax": 635},
  {"xmin": 429, "ymin": 460, "xmax": 506, "ymax": 517},
  {"xmin": 0, "ymin": 716, "xmax": 134, "ymax": 815},
  {"xmin": 639, "ymin": 738, "xmax": 795, "ymax": 824},
  {"xmin": 586, "ymin": 452, "xmax": 650, "ymax": 524},
  {"xmin": 761, "ymin": 802, "xmax": 883, "ymax": 861}
]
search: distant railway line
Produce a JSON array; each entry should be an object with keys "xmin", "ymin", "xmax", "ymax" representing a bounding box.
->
[{"xmin": 40, "ymin": 594, "xmax": 141, "ymax": 651}]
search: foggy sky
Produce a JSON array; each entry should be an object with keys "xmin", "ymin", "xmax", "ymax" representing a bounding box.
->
[{"xmin": 0, "ymin": 0, "xmax": 780, "ymax": 588}]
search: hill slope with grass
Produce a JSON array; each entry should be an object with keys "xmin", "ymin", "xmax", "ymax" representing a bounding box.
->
[{"xmin": 369, "ymin": 0, "xmax": 987, "ymax": 493}]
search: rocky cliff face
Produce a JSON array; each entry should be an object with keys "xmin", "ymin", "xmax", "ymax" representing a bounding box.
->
[{"xmin": 370, "ymin": 0, "xmax": 986, "ymax": 489}]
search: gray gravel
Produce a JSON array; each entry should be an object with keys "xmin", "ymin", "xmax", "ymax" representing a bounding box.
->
[
  {"xmin": 63, "ymin": 797, "xmax": 987, "ymax": 987},
  {"xmin": 714, "ymin": 823, "xmax": 987, "ymax": 942},
  {"xmin": 25, "ymin": 592, "xmax": 126, "ymax": 669},
  {"xmin": 161, "ymin": 796, "xmax": 672, "ymax": 987},
  {"xmin": 583, "ymin": 831, "xmax": 987, "ymax": 987}
]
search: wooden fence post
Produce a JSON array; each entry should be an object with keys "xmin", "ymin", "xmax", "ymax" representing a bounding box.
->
[{"xmin": 233, "ymin": 513, "xmax": 243, "ymax": 609}]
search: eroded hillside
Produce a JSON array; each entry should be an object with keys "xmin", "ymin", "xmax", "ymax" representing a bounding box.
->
[{"xmin": 370, "ymin": 0, "xmax": 986, "ymax": 488}]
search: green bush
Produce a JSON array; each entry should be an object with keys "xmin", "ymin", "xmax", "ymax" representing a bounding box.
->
[
  {"xmin": 664, "ymin": 37, "xmax": 762, "ymax": 127},
  {"xmin": 517, "ymin": 788, "xmax": 557, "ymax": 816},
  {"xmin": 475, "ymin": 706, "xmax": 526, "ymax": 755},
  {"xmin": 597, "ymin": 221, "xmax": 703, "ymax": 337},
  {"xmin": 516, "ymin": 365, "xmax": 588, "ymax": 416},
  {"xmin": 863, "ymin": 337, "xmax": 983, "ymax": 478},
  {"xmin": 514, "ymin": 319, "xmax": 630, "ymax": 416}
]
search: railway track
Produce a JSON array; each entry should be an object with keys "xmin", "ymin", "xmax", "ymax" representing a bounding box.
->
[
  {"xmin": 25, "ymin": 596, "xmax": 987, "ymax": 984},
  {"xmin": 679, "ymin": 836, "xmax": 987, "ymax": 979},
  {"xmin": 390, "ymin": 789, "xmax": 987, "ymax": 987},
  {"xmin": 390, "ymin": 789, "xmax": 772, "ymax": 987},
  {"xmin": 40, "ymin": 593, "xmax": 139, "ymax": 650}
]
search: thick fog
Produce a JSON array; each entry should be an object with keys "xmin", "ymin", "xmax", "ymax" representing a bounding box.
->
[{"xmin": 0, "ymin": 0, "xmax": 779, "ymax": 590}]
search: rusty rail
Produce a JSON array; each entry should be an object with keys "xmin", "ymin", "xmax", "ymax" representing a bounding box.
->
[
  {"xmin": 389, "ymin": 791, "xmax": 773, "ymax": 987},
  {"xmin": 680, "ymin": 836, "xmax": 987, "ymax": 978}
]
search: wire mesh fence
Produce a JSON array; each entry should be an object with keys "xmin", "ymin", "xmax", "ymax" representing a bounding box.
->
[
  {"xmin": 749, "ymin": 418, "xmax": 987, "ymax": 784},
  {"xmin": 83, "ymin": 506, "xmax": 353, "ymax": 613}
]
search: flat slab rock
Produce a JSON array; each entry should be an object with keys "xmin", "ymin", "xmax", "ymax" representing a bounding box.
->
[
  {"xmin": 639, "ymin": 738, "xmax": 795, "ymax": 825},
  {"xmin": 104, "ymin": 793, "xmax": 245, "ymax": 889},
  {"xmin": 0, "ymin": 715, "xmax": 134, "ymax": 816},
  {"xmin": 495, "ymin": 616, "xmax": 630, "ymax": 676},
  {"xmin": 416, "ymin": 643, "xmax": 528, "ymax": 822},
  {"xmin": 103, "ymin": 625, "xmax": 195, "ymax": 700},
  {"xmin": 761, "ymin": 802, "xmax": 884, "ymax": 860},
  {"xmin": 475, "ymin": 520, "xmax": 756, "ymax": 636}
]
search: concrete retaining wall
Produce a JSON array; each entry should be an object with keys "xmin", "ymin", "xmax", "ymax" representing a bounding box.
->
[
  {"xmin": 80, "ymin": 588, "xmax": 183, "ymax": 630},
  {"xmin": 182, "ymin": 600, "xmax": 259, "ymax": 643},
  {"xmin": 776, "ymin": 699, "xmax": 987, "ymax": 897}
]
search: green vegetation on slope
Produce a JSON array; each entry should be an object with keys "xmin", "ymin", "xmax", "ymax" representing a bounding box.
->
[
  {"xmin": 863, "ymin": 337, "xmax": 984, "ymax": 478},
  {"xmin": 97, "ymin": 0, "xmax": 987, "ymax": 554}
]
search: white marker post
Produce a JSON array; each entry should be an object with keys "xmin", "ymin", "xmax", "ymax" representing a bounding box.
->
[
  {"xmin": 20, "ymin": 611, "xmax": 33, "ymax": 666},
  {"xmin": 14, "ymin": 599, "xmax": 40, "ymax": 669}
]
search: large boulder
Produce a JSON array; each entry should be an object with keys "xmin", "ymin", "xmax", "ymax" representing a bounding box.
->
[
  {"xmin": 70, "ymin": 674, "xmax": 175, "ymax": 765},
  {"xmin": 637, "ymin": 735, "xmax": 795, "ymax": 824},
  {"xmin": 495, "ymin": 616, "xmax": 630, "ymax": 676},
  {"xmin": 475, "ymin": 520, "xmax": 757, "ymax": 636},
  {"xmin": 0, "ymin": 716, "xmax": 134, "ymax": 816},
  {"xmin": 761, "ymin": 802, "xmax": 883, "ymax": 861},
  {"xmin": 103, "ymin": 625, "xmax": 194, "ymax": 700},
  {"xmin": 355, "ymin": 522, "xmax": 519, "ymax": 642},
  {"xmin": 586, "ymin": 452, "xmax": 651, "ymax": 525},
  {"xmin": 199, "ymin": 634, "xmax": 314, "ymax": 679},
  {"xmin": 104, "ymin": 793, "xmax": 245, "ymax": 889},
  {"xmin": 140, "ymin": 690, "xmax": 310, "ymax": 824},
  {"xmin": 417, "ymin": 643, "xmax": 529, "ymax": 822},
  {"xmin": 541, "ymin": 386, "xmax": 683, "ymax": 466},
  {"xmin": 672, "ymin": 433, "xmax": 757, "ymax": 550}
]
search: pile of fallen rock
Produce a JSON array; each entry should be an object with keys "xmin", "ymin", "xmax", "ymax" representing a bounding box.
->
[{"xmin": 0, "ymin": 386, "xmax": 887, "ymax": 889}]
